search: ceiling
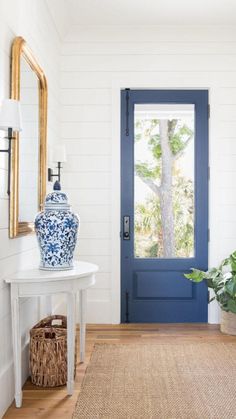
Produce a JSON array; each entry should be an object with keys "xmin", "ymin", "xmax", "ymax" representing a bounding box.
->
[{"xmin": 46, "ymin": 0, "xmax": 236, "ymax": 39}]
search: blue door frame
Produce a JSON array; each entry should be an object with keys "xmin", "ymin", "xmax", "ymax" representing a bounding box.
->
[{"xmin": 121, "ymin": 90, "xmax": 209, "ymax": 323}]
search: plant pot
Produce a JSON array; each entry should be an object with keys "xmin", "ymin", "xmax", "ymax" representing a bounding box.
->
[{"xmin": 220, "ymin": 310, "xmax": 236, "ymax": 335}]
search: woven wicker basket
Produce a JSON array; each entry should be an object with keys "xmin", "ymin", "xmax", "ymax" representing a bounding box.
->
[
  {"xmin": 29, "ymin": 315, "xmax": 77, "ymax": 387},
  {"xmin": 220, "ymin": 310, "xmax": 236, "ymax": 335}
]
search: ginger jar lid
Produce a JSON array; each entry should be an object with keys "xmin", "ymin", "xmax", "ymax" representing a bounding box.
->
[{"xmin": 44, "ymin": 181, "xmax": 70, "ymax": 211}]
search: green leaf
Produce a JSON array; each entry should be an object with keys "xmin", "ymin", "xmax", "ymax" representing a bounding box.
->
[
  {"xmin": 207, "ymin": 268, "xmax": 220, "ymax": 280},
  {"xmin": 230, "ymin": 250, "xmax": 236, "ymax": 259},
  {"xmin": 225, "ymin": 278, "xmax": 236, "ymax": 297},
  {"xmin": 209, "ymin": 296, "xmax": 216, "ymax": 303},
  {"xmin": 135, "ymin": 163, "xmax": 156, "ymax": 180},
  {"xmin": 135, "ymin": 133, "xmax": 142, "ymax": 142},
  {"xmin": 149, "ymin": 134, "xmax": 160, "ymax": 146},
  {"xmin": 226, "ymin": 299, "xmax": 236, "ymax": 314},
  {"xmin": 184, "ymin": 269, "xmax": 207, "ymax": 282},
  {"xmin": 221, "ymin": 257, "xmax": 231, "ymax": 267},
  {"xmin": 152, "ymin": 144, "xmax": 162, "ymax": 159},
  {"xmin": 216, "ymin": 287, "xmax": 226, "ymax": 296},
  {"xmin": 230, "ymin": 253, "xmax": 236, "ymax": 271}
]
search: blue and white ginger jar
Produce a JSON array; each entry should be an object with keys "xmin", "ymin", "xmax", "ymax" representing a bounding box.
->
[{"xmin": 35, "ymin": 188, "xmax": 79, "ymax": 270}]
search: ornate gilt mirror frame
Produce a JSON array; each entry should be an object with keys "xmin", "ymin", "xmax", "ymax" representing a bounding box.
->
[{"xmin": 10, "ymin": 36, "xmax": 47, "ymax": 238}]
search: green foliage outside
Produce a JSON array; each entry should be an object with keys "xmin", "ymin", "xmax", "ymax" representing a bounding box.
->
[
  {"xmin": 135, "ymin": 177, "xmax": 194, "ymax": 257},
  {"xmin": 134, "ymin": 117, "xmax": 194, "ymax": 258}
]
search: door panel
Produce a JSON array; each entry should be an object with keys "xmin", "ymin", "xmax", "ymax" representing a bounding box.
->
[
  {"xmin": 135, "ymin": 271, "xmax": 193, "ymax": 299},
  {"xmin": 121, "ymin": 90, "xmax": 208, "ymax": 323}
]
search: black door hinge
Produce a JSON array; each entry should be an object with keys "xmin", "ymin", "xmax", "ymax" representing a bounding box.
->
[
  {"xmin": 125, "ymin": 88, "xmax": 130, "ymax": 137},
  {"xmin": 125, "ymin": 290, "xmax": 130, "ymax": 323}
]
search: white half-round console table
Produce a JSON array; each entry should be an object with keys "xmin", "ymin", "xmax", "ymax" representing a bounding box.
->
[{"xmin": 5, "ymin": 260, "xmax": 98, "ymax": 408}]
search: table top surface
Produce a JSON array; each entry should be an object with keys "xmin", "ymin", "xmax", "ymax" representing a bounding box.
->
[{"xmin": 4, "ymin": 261, "xmax": 99, "ymax": 283}]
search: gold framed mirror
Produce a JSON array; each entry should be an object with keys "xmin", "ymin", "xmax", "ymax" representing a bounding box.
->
[{"xmin": 10, "ymin": 36, "xmax": 47, "ymax": 238}]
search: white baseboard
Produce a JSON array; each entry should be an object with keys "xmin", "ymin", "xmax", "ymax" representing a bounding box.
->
[{"xmin": 0, "ymin": 341, "xmax": 29, "ymax": 418}]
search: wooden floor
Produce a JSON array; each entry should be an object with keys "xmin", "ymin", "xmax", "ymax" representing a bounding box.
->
[{"xmin": 4, "ymin": 323, "xmax": 236, "ymax": 418}]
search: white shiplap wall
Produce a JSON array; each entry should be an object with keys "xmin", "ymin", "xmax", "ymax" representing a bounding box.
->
[
  {"xmin": 61, "ymin": 25, "xmax": 236, "ymax": 324},
  {"xmin": 0, "ymin": 1, "xmax": 60, "ymax": 416}
]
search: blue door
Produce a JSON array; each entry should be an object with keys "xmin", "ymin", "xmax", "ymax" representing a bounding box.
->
[{"xmin": 121, "ymin": 90, "xmax": 208, "ymax": 323}]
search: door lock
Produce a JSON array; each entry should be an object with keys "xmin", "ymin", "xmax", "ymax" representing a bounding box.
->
[{"xmin": 123, "ymin": 216, "xmax": 130, "ymax": 240}]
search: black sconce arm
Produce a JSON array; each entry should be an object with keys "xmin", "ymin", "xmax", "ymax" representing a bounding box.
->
[
  {"xmin": 0, "ymin": 128, "xmax": 13, "ymax": 195},
  {"xmin": 48, "ymin": 162, "xmax": 62, "ymax": 183}
]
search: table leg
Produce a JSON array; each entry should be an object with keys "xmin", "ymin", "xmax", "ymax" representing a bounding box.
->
[
  {"xmin": 11, "ymin": 285, "xmax": 22, "ymax": 408},
  {"xmin": 79, "ymin": 289, "xmax": 87, "ymax": 363},
  {"xmin": 67, "ymin": 292, "xmax": 76, "ymax": 395}
]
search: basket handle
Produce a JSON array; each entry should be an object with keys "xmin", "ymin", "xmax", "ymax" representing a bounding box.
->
[{"xmin": 32, "ymin": 315, "xmax": 67, "ymax": 330}]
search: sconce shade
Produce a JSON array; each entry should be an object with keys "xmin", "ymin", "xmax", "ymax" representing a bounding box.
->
[
  {"xmin": 53, "ymin": 145, "xmax": 67, "ymax": 163},
  {"xmin": 0, "ymin": 99, "xmax": 22, "ymax": 132}
]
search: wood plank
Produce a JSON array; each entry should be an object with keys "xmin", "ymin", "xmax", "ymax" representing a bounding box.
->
[
  {"xmin": 61, "ymin": 122, "xmax": 111, "ymax": 140},
  {"xmin": 61, "ymin": 105, "xmax": 111, "ymax": 122},
  {"xmin": 61, "ymin": 42, "xmax": 236, "ymax": 56},
  {"xmin": 61, "ymin": 88, "xmax": 111, "ymax": 105},
  {"xmin": 61, "ymin": 54, "xmax": 236, "ymax": 73},
  {"xmin": 65, "ymin": 26, "xmax": 236, "ymax": 43}
]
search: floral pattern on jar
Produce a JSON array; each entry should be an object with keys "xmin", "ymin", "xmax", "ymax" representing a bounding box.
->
[{"xmin": 35, "ymin": 190, "xmax": 79, "ymax": 270}]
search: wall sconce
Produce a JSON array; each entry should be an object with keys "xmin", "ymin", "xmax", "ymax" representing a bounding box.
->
[
  {"xmin": 48, "ymin": 145, "xmax": 67, "ymax": 189},
  {"xmin": 0, "ymin": 99, "xmax": 22, "ymax": 195}
]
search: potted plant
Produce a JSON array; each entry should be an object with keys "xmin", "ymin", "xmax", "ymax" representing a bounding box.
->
[{"xmin": 184, "ymin": 250, "xmax": 236, "ymax": 335}]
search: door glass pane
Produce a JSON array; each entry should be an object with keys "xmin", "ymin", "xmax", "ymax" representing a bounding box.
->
[{"xmin": 134, "ymin": 104, "xmax": 195, "ymax": 259}]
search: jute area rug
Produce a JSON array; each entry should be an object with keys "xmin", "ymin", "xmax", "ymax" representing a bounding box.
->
[{"xmin": 72, "ymin": 342, "xmax": 236, "ymax": 419}]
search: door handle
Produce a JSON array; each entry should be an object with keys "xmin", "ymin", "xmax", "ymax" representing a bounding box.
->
[{"xmin": 123, "ymin": 216, "xmax": 130, "ymax": 240}]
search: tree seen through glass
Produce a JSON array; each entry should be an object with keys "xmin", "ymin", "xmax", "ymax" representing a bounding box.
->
[{"xmin": 134, "ymin": 104, "xmax": 194, "ymax": 258}]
